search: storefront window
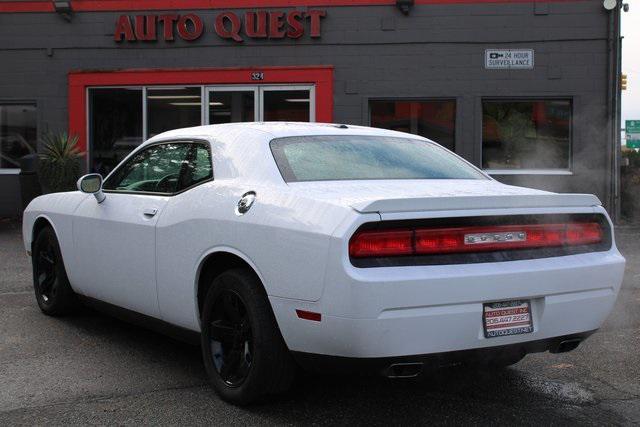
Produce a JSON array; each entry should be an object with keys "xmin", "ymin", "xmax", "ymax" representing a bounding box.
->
[
  {"xmin": 263, "ymin": 89, "xmax": 310, "ymax": 122},
  {"xmin": 88, "ymin": 84, "xmax": 315, "ymax": 173},
  {"xmin": 369, "ymin": 100, "xmax": 456, "ymax": 151},
  {"xmin": 89, "ymin": 88, "xmax": 143, "ymax": 176},
  {"xmin": 482, "ymin": 99, "xmax": 571, "ymax": 171},
  {"xmin": 0, "ymin": 103, "xmax": 37, "ymax": 170},
  {"xmin": 210, "ymin": 90, "xmax": 255, "ymax": 124},
  {"xmin": 147, "ymin": 87, "xmax": 202, "ymax": 138}
]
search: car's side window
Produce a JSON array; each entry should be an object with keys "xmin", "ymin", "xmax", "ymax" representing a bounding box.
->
[
  {"xmin": 103, "ymin": 142, "xmax": 212, "ymax": 194},
  {"xmin": 179, "ymin": 144, "xmax": 213, "ymax": 191}
]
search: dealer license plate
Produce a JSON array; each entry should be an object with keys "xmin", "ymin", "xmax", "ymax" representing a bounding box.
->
[{"xmin": 483, "ymin": 300, "xmax": 533, "ymax": 338}]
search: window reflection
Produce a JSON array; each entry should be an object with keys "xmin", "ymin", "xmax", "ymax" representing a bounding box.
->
[
  {"xmin": 103, "ymin": 142, "xmax": 212, "ymax": 193},
  {"xmin": 210, "ymin": 91, "xmax": 255, "ymax": 124},
  {"xmin": 270, "ymin": 135, "xmax": 486, "ymax": 182},
  {"xmin": 263, "ymin": 90, "xmax": 310, "ymax": 122},
  {"xmin": 89, "ymin": 88, "xmax": 143, "ymax": 176},
  {"xmin": 482, "ymin": 100, "xmax": 571, "ymax": 170},
  {"xmin": 147, "ymin": 87, "xmax": 202, "ymax": 138},
  {"xmin": 0, "ymin": 104, "xmax": 37, "ymax": 169},
  {"xmin": 105, "ymin": 143, "xmax": 190, "ymax": 193},
  {"xmin": 370, "ymin": 100, "xmax": 456, "ymax": 151},
  {"xmin": 88, "ymin": 85, "xmax": 315, "ymax": 175}
]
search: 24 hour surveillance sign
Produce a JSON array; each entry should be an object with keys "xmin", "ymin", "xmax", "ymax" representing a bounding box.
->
[{"xmin": 485, "ymin": 49, "xmax": 534, "ymax": 69}]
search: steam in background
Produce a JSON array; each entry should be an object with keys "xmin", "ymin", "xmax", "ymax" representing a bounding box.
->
[{"xmin": 622, "ymin": 6, "xmax": 639, "ymax": 129}]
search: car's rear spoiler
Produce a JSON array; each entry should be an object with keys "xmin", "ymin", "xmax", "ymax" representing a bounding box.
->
[{"xmin": 350, "ymin": 194, "xmax": 602, "ymax": 214}]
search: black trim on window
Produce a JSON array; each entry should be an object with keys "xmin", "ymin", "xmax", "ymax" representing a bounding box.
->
[
  {"xmin": 350, "ymin": 213, "xmax": 611, "ymax": 268},
  {"xmin": 102, "ymin": 139, "xmax": 214, "ymax": 197}
]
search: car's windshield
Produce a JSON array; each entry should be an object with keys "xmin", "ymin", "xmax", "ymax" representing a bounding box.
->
[{"xmin": 270, "ymin": 135, "xmax": 487, "ymax": 182}]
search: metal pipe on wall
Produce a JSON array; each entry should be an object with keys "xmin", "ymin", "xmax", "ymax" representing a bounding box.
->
[{"xmin": 606, "ymin": 2, "xmax": 621, "ymax": 222}]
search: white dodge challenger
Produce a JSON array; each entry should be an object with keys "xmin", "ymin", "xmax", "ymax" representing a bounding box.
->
[{"xmin": 23, "ymin": 122, "xmax": 625, "ymax": 404}]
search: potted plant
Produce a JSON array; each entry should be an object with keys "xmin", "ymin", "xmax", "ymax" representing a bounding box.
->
[{"xmin": 37, "ymin": 131, "xmax": 84, "ymax": 193}]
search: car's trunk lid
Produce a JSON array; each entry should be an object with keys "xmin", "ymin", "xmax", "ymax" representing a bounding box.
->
[
  {"xmin": 354, "ymin": 193, "xmax": 601, "ymax": 216},
  {"xmin": 288, "ymin": 179, "xmax": 601, "ymax": 215}
]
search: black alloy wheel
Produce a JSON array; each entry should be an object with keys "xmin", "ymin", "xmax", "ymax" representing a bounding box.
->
[
  {"xmin": 32, "ymin": 226, "xmax": 75, "ymax": 315},
  {"xmin": 35, "ymin": 234, "xmax": 58, "ymax": 304},
  {"xmin": 209, "ymin": 289, "xmax": 254, "ymax": 387},
  {"xmin": 200, "ymin": 268, "xmax": 296, "ymax": 405}
]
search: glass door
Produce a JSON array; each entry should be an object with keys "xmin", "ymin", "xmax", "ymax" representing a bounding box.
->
[
  {"xmin": 206, "ymin": 86, "xmax": 258, "ymax": 124},
  {"xmin": 260, "ymin": 86, "xmax": 315, "ymax": 122},
  {"xmin": 146, "ymin": 86, "xmax": 202, "ymax": 138},
  {"xmin": 205, "ymin": 85, "xmax": 315, "ymax": 124}
]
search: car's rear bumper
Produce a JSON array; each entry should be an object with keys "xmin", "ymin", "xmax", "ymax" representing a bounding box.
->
[
  {"xmin": 270, "ymin": 250, "xmax": 625, "ymax": 358},
  {"xmin": 291, "ymin": 330, "xmax": 596, "ymax": 376}
]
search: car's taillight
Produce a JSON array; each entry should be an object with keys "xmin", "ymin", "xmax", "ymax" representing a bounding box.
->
[
  {"xmin": 349, "ymin": 222, "xmax": 603, "ymax": 258},
  {"xmin": 348, "ymin": 229, "xmax": 413, "ymax": 258}
]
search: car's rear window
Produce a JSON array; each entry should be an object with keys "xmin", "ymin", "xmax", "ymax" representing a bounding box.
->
[{"xmin": 270, "ymin": 135, "xmax": 487, "ymax": 182}]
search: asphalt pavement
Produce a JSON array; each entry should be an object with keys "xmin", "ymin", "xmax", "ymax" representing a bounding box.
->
[{"xmin": 1, "ymin": 218, "xmax": 639, "ymax": 425}]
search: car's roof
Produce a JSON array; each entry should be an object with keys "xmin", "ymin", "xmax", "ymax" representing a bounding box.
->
[
  {"xmin": 141, "ymin": 122, "xmax": 434, "ymax": 183},
  {"xmin": 144, "ymin": 122, "xmax": 426, "ymax": 146}
]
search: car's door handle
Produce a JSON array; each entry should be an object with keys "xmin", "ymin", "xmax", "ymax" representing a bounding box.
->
[{"xmin": 143, "ymin": 207, "xmax": 158, "ymax": 217}]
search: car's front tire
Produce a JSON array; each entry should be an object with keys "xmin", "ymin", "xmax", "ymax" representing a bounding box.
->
[
  {"xmin": 200, "ymin": 268, "xmax": 296, "ymax": 405},
  {"xmin": 32, "ymin": 226, "xmax": 76, "ymax": 316}
]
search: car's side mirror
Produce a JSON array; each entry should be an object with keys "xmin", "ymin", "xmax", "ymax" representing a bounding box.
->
[{"xmin": 77, "ymin": 173, "xmax": 106, "ymax": 203}]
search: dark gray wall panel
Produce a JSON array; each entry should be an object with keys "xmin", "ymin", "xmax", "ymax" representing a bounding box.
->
[{"xmin": 0, "ymin": 1, "xmax": 613, "ymax": 205}]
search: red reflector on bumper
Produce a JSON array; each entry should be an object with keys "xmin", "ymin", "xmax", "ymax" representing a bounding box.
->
[
  {"xmin": 296, "ymin": 309, "xmax": 322, "ymax": 322},
  {"xmin": 349, "ymin": 222, "xmax": 603, "ymax": 258}
]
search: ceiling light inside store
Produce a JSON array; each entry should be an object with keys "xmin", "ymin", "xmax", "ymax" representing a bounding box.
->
[
  {"xmin": 284, "ymin": 99, "xmax": 310, "ymax": 103},
  {"xmin": 147, "ymin": 87, "xmax": 189, "ymax": 91},
  {"xmin": 147, "ymin": 95, "xmax": 201, "ymax": 99}
]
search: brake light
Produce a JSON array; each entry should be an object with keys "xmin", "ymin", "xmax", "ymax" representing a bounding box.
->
[
  {"xmin": 349, "ymin": 222, "xmax": 603, "ymax": 258},
  {"xmin": 566, "ymin": 222, "xmax": 602, "ymax": 245},
  {"xmin": 348, "ymin": 229, "xmax": 413, "ymax": 258}
]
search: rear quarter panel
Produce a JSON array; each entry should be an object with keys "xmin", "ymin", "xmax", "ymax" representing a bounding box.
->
[{"xmin": 154, "ymin": 179, "xmax": 354, "ymax": 331}]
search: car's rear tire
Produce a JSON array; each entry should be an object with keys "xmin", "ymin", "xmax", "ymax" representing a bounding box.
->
[
  {"xmin": 200, "ymin": 268, "xmax": 296, "ymax": 405},
  {"xmin": 32, "ymin": 226, "xmax": 76, "ymax": 316}
]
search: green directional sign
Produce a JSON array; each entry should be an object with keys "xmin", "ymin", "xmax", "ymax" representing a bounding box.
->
[{"xmin": 626, "ymin": 120, "xmax": 640, "ymax": 149}]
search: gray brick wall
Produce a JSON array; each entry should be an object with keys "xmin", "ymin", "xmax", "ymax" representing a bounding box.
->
[{"xmin": 0, "ymin": 1, "xmax": 615, "ymax": 205}]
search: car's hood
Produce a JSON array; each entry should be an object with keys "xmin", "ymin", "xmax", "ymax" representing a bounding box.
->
[{"xmin": 287, "ymin": 179, "xmax": 601, "ymax": 213}]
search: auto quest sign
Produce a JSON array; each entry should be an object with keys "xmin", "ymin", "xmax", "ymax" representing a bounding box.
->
[
  {"xmin": 114, "ymin": 10, "xmax": 326, "ymax": 43},
  {"xmin": 485, "ymin": 49, "xmax": 534, "ymax": 69}
]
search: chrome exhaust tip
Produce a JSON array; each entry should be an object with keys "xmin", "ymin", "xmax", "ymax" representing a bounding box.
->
[
  {"xmin": 386, "ymin": 362, "xmax": 423, "ymax": 378},
  {"xmin": 551, "ymin": 338, "xmax": 582, "ymax": 354}
]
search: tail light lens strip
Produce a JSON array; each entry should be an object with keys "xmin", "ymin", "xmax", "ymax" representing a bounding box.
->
[{"xmin": 349, "ymin": 222, "xmax": 603, "ymax": 258}]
